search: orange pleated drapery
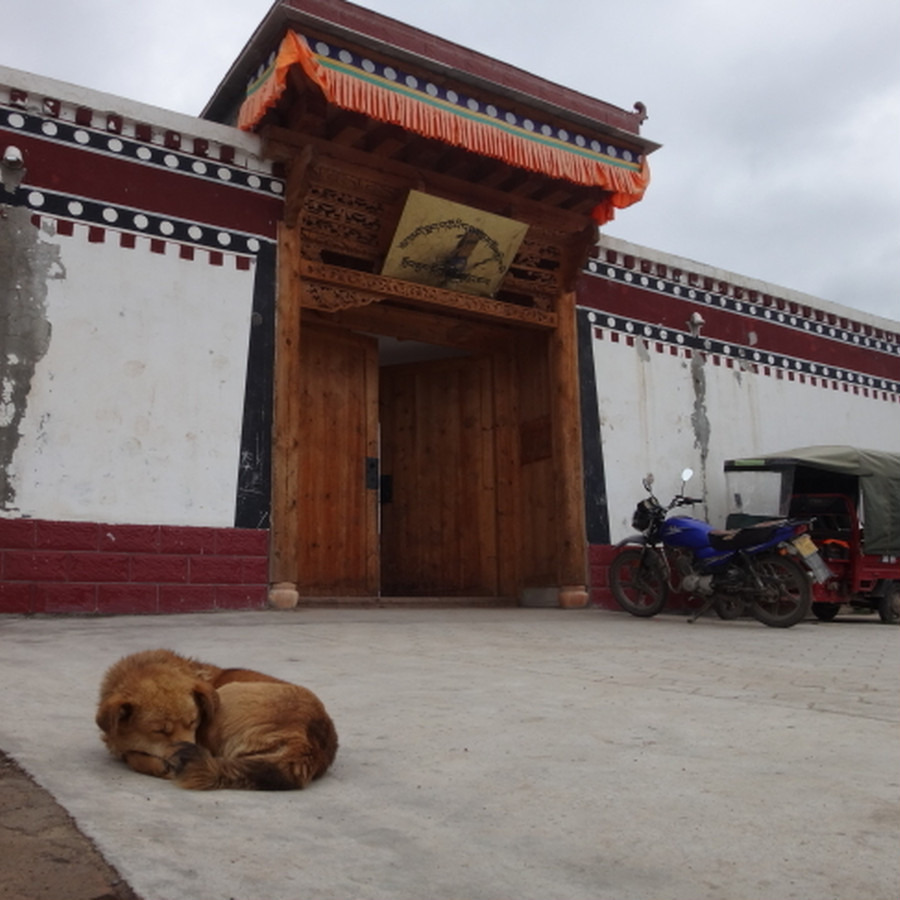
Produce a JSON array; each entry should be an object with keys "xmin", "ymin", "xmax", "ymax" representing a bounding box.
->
[{"xmin": 238, "ymin": 31, "xmax": 650, "ymax": 224}]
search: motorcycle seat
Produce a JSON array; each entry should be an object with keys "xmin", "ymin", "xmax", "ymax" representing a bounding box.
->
[{"xmin": 708, "ymin": 520, "xmax": 784, "ymax": 551}]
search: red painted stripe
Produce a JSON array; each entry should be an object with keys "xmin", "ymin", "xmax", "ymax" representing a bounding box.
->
[
  {"xmin": 4, "ymin": 130, "xmax": 281, "ymax": 238},
  {"xmin": 580, "ymin": 278, "xmax": 898, "ymax": 382}
]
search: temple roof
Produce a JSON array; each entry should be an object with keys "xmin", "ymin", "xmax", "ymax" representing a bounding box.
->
[
  {"xmin": 203, "ymin": 0, "xmax": 659, "ymax": 224},
  {"xmin": 205, "ymin": 1, "xmax": 655, "ymax": 141}
]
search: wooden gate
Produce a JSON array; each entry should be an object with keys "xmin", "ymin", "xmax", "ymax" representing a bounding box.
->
[
  {"xmin": 268, "ymin": 148, "xmax": 592, "ymax": 607},
  {"xmin": 293, "ymin": 324, "xmax": 379, "ymax": 595},
  {"xmin": 380, "ymin": 356, "xmax": 499, "ymax": 596}
]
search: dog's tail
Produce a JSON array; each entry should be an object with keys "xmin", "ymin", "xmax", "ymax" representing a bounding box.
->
[{"xmin": 169, "ymin": 721, "xmax": 337, "ymax": 791}]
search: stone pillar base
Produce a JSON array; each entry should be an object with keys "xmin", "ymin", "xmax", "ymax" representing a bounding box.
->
[
  {"xmin": 558, "ymin": 585, "xmax": 589, "ymax": 609},
  {"xmin": 268, "ymin": 582, "xmax": 299, "ymax": 610}
]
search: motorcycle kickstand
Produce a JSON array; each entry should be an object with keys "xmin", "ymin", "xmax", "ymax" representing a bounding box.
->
[{"xmin": 687, "ymin": 595, "xmax": 715, "ymax": 624}]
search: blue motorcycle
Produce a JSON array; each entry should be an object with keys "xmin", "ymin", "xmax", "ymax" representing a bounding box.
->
[{"xmin": 610, "ymin": 469, "xmax": 831, "ymax": 627}]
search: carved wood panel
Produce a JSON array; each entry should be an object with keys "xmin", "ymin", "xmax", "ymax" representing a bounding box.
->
[
  {"xmin": 299, "ymin": 163, "xmax": 404, "ymax": 267},
  {"xmin": 295, "ymin": 157, "xmax": 567, "ymax": 315}
]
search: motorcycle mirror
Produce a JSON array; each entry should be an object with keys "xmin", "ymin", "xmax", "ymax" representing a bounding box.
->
[
  {"xmin": 643, "ymin": 473, "xmax": 654, "ymax": 490},
  {"xmin": 681, "ymin": 468, "xmax": 694, "ymax": 484}
]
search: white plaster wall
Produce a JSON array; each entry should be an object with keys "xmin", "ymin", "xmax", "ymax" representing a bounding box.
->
[
  {"xmin": 700, "ymin": 358, "xmax": 896, "ymax": 526},
  {"xmin": 8, "ymin": 222, "xmax": 256, "ymax": 526},
  {"xmin": 591, "ymin": 332, "xmax": 899, "ymax": 543},
  {"xmin": 593, "ymin": 337, "xmax": 703, "ymax": 542}
]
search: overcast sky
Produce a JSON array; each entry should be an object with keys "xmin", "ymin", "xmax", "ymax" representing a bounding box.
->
[{"xmin": 2, "ymin": 0, "xmax": 898, "ymax": 322}]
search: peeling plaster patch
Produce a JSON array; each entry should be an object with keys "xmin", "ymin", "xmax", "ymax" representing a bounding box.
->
[
  {"xmin": 0, "ymin": 205, "xmax": 64, "ymax": 509},
  {"xmin": 636, "ymin": 338, "xmax": 651, "ymax": 362},
  {"xmin": 0, "ymin": 376, "xmax": 16, "ymax": 426},
  {"xmin": 684, "ymin": 314, "xmax": 711, "ymax": 487},
  {"xmin": 689, "ymin": 349, "xmax": 711, "ymax": 501}
]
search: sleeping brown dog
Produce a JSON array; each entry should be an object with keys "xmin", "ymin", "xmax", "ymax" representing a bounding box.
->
[{"xmin": 95, "ymin": 649, "xmax": 338, "ymax": 790}]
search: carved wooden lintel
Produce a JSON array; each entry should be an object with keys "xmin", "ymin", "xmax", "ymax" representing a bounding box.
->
[
  {"xmin": 300, "ymin": 281, "xmax": 383, "ymax": 312},
  {"xmin": 298, "ymin": 259, "xmax": 557, "ymax": 328}
]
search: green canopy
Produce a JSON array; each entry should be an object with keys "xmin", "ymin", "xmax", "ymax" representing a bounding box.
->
[{"xmin": 726, "ymin": 446, "xmax": 900, "ymax": 555}]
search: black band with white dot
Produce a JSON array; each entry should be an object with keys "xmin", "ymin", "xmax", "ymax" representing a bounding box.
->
[
  {"xmin": 2, "ymin": 106, "xmax": 284, "ymax": 197},
  {"xmin": 583, "ymin": 308, "xmax": 900, "ymax": 397},
  {"xmin": 3, "ymin": 181, "xmax": 267, "ymax": 256},
  {"xmin": 585, "ymin": 259, "xmax": 899, "ymax": 357}
]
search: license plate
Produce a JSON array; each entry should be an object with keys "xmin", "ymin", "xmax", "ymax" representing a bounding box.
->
[{"xmin": 792, "ymin": 534, "xmax": 818, "ymax": 557}]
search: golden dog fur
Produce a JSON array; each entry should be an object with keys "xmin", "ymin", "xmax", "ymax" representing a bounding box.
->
[{"xmin": 95, "ymin": 649, "xmax": 338, "ymax": 790}]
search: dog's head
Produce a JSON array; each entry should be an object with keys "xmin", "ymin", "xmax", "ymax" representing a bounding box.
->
[{"xmin": 96, "ymin": 675, "xmax": 218, "ymax": 778}]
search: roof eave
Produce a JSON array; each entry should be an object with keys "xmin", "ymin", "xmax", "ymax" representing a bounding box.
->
[{"xmin": 202, "ymin": 0, "xmax": 660, "ymax": 155}]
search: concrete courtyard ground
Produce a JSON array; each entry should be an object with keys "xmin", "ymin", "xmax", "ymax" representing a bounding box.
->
[{"xmin": 0, "ymin": 607, "xmax": 897, "ymax": 900}]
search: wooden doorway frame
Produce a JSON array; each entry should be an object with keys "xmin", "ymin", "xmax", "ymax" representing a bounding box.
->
[{"xmin": 268, "ymin": 218, "xmax": 588, "ymax": 607}]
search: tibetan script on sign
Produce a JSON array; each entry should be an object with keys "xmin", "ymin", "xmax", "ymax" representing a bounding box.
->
[{"xmin": 381, "ymin": 191, "xmax": 528, "ymax": 297}]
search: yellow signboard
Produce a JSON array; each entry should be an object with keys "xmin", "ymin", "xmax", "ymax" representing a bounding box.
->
[{"xmin": 381, "ymin": 191, "xmax": 528, "ymax": 297}]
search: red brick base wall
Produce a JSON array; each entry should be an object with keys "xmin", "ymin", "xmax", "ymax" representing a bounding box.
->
[
  {"xmin": 588, "ymin": 544, "xmax": 620, "ymax": 609},
  {"xmin": 0, "ymin": 519, "xmax": 269, "ymax": 615}
]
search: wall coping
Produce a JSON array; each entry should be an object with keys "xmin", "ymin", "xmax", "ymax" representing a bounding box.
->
[
  {"xmin": 597, "ymin": 233, "xmax": 899, "ymax": 333},
  {"xmin": 0, "ymin": 64, "xmax": 264, "ymax": 161}
]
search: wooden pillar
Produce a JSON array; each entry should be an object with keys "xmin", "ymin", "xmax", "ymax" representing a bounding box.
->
[
  {"xmin": 550, "ymin": 290, "xmax": 588, "ymax": 608},
  {"xmin": 268, "ymin": 221, "xmax": 303, "ymax": 607}
]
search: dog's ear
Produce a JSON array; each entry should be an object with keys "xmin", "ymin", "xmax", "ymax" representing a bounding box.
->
[
  {"xmin": 95, "ymin": 696, "xmax": 134, "ymax": 735},
  {"xmin": 192, "ymin": 682, "xmax": 219, "ymax": 724}
]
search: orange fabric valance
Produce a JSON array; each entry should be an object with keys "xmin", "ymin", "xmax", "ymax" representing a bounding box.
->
[{"xmin": 239, "ymin": 31, "xmax": 650, "ymax": 224}]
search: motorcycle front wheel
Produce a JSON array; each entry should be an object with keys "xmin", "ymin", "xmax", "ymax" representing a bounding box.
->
[
  {"xmin": 609, "ymin": 547, "xmax": 668, "ymax": 617},
  {"xmin": 748, "ymin": 554, "xmax": 812, "ymax": 628}
]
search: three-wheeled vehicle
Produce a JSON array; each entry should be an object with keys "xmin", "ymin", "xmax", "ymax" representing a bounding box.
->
[{"xmin": 724, "ymin": 446, "xmax": 900, "ymax": 624}]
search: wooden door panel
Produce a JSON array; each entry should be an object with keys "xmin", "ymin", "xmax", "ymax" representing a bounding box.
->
[
  {"xmin": 296, "ymin": 325, "xmax": 378, "ymax": 595},
  {"xmin": 380, "ymin": 357, "xmax": 498, "ymax": 596},
  {"xmin": 516, "ymin": 342, "xmax": 556, "ymax": 586}
]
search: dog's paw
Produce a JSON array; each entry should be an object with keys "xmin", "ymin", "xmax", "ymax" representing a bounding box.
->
[{"xmin": 167, "ymin": 741, "xmax": 209, "ymax": 774}]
